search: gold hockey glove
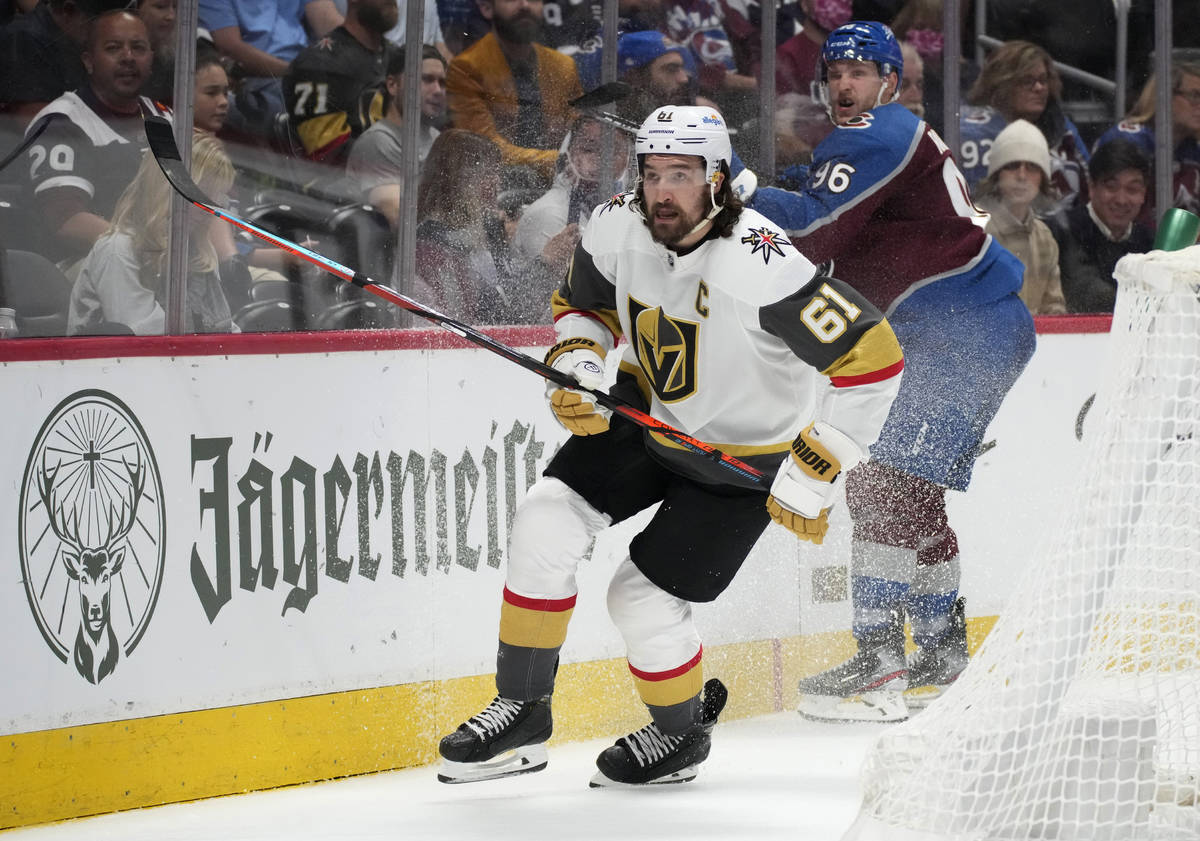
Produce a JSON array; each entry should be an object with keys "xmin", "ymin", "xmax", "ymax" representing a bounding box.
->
[{"xmin": 544, "ymin": 337, "xmax": 611, "ymax": 436}]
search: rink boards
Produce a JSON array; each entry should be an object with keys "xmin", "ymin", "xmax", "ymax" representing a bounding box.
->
[{"xmin": 0, "ymin": 318, "xmax": 1107, "ymax": 828}]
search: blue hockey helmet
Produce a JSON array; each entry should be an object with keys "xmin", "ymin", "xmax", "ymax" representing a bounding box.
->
[{"xmin": 821, "ymin": 21, "xmax": 904, "ymax": 89}]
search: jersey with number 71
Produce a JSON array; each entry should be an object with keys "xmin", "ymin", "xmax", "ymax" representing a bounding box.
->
[{"xmin": 748, "ymin": 102, "xmax": 1009, "ymax": 316}]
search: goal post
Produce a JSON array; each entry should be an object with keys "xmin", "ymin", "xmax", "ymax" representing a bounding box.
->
[{"xmin": 842, "ymin": 246, "xmax": 1200, "ymax": 841}]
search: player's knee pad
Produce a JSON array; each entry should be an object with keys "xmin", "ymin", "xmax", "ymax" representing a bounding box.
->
[
  {"xmin": 606, "ymin": 557, "xmax": 699, "ymax": 671},
  {"xmin": 506, "ymin": 477, "xmax": 611, "ymax": 596},
  {"xmin": 846, "ymin": 460, "xmax": 957, "ymax": 561}
]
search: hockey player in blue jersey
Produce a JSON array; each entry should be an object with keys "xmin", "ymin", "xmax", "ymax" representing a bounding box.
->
[{"xmin": 747, "ymin": 21, "xmax": 1037, "ymax": 721}]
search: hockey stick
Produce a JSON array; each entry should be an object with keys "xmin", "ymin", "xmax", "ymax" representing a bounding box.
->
[
  {"xmin": 0, "ymin": 112, "xmax": 55, "ymax": 174},
  {"xmin": 568, "ymin": 81, "xmax": 641, "ymax": 136},
  {"xmin": 569, "ymin": 80, "xmax": 632, "ymax": 110},
  {"xmin": 143, "ymin": 116, "xmax": 770, "ymax": 488}
]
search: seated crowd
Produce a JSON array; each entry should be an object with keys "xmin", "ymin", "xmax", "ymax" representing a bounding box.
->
[{"xmin": 0, "ymin": 0, "xmax": 1196, "ymax": 335}]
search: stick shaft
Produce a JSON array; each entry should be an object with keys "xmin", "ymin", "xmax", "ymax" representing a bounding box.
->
[{"xmin": 143, "ymin": 116, "xmax": 769, "ymax": 487}]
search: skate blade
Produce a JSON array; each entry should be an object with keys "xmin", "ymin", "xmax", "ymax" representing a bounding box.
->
[
  {"xmin": 798, "ymin": 690, "xmax": 908, "ymax": 723},
  {"xmin": 587, "ymin": 764, "xmax": 699, "ymax": 788},
  {"xmin": 437, "ymin": 744, "xmax": 548, "ymax": 784},
  {"xmin": 903, "ymin": 684, "xmax": 949, "ymax": 710}
]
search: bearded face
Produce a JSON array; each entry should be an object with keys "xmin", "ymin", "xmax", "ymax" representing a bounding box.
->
[{"xmin": 491, "ymin": 0, "xmax": 543, "ymax": 44}]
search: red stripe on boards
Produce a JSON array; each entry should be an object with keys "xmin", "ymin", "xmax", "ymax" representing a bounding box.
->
[{"xmin": 502, "ymin": 587, "xmax": 577, "ymax": 612}]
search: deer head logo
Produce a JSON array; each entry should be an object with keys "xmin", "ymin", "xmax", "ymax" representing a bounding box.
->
[
  {"xmin": 19, "ymin": 390, "xmax": 165, "ymax": 685},
  {"xmin": 37, "ymin": 455, "xmax": 146, "ymax": 683}
]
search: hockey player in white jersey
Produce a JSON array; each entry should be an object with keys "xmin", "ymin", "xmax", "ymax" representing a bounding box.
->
[{"xmin": 437, "ymin": 106, "xmax": 905, "ymax": 787}]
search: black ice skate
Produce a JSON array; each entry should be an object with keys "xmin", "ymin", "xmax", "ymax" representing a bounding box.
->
[
  {"xmin": 904, "ymin": 597, "xmax": 969, "ymax": 710},
  {"xmin": 437, "ymin": 695, "xmax": 552, "ymax": 784},
  {"xmin": 590, "ymin": 678, "xmax": 728, "ymax": 788},
  {"xmin": 797, "ymin": 618, "xmax": 908, "ymax": 723}
]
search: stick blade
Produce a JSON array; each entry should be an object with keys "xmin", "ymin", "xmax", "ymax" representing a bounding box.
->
[
  {"xmin": 569, "ymin": 80, "xmax": 633, "ymax": 110},
  {"xmin": 143, "ymin": 116, "xmax": 216, "ymax": 206}
]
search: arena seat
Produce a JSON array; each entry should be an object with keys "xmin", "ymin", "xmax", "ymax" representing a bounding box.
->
[{"xmin": 0, "ymin": 249, "xmax": 73, "ymax": 337}]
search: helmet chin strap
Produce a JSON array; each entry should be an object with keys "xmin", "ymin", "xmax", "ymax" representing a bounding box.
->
[{"xmin": 682, "ymin": 181, "xmax": 723, "ymax": 240}]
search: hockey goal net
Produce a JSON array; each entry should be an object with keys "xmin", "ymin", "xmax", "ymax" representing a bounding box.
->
[{"xmin": 843, "ymin": 246, "xmax": 1200, "ymax": 841}]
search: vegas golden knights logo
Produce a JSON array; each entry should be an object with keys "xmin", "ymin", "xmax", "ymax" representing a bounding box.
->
[{"xmin": 629, "ymin": 297, "xmax": 698, "ymax": 403}]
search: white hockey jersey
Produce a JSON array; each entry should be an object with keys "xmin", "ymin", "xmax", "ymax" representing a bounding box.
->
[{"xmin": 551, "ymin": 192, "xmax": 905, "ymax": 489}]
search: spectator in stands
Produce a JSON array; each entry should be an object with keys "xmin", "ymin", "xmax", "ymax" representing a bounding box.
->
[
  {"xmin": 775, "ymin": 0, "xmax": 850, "ymax": 99},
  {"xmin": 136, "ymin": 0, "xmax": 175, "ymax": 102},
  {"xmin": 961, "ymin": 40, "xmax": 1090, "ymax": 212},
  {"xmin": 0, "ymin": 0, "xmax": 110, "ymax": 126},
  {"xmin": 544, "ymin": 0, "xmax": 665, "ymax": 57},
  {"xmin": 888, "ymin": 0, "xmax": 952, "ymax": 132},
  {"xmin": 68, "ymin": 134, "xmax": 236, "ymax": 334},
  {"xmin": 413, "ymin": 129, "xmax": 511, "ymax": 322},
  {"xmin": 193, "ymin": 47, "xmax": 231, "ymax": 134},
  {"xmin": 437, "ymin": 0, "xmax": 490, "ymax": 55},
  {"xmin": 283, "ymin": 0, "xmax": 397, "ymax": 164},
  {"xmin": 330, "ymin": 0, "xmax": 452, "ymax": 64},
  {"xmin": 192, "ymin": 49, "xmax": 296, "ymax": 303},
  {"xmin": 446, "ymin": 0, "xmax": 582, "ymax": 186},
  {"xmin": 0, "ymin": 0, "xmax": 38, "ymax": 27},
  {"xmin": 1092, "ymin": 52, "xmax": 1200, "ymax": 225},
  {"xmin": 24, "ymin": 10, "xmax": 170, "ymax": 266},
  {"xmin": 896, "ymin": 40, "xmax": 924, "ymax": 117},
  {"xmin": 717, "ymin": 0, "xmax": 808, "ymax": 87},
  {"xmin": 510, "ymin": 115, "xmax": 632, "ymax": 321},
  {"xmin": 609, "ymin": 30, "xmax": 697, "ymax": 125},
  {"xmin": 345, "ymin": 44, "xmax": 446, "ymax": 228},
  {"xmin": 661, "ymin": 0, "xmax": 757, "ymax": 124},
  {"xmin": 199, "ymin": 0, "xmax": 343, "ymax": 137},
  {"xmin": 1047, "ymin": 138, "xmax": 1153, "ymax": 314},
  {"xmin": 975, "ymin": 120, "xmax": 1066, "ymax": 315},
  {"xmin": 383, "ymin": 0, "xmax": 451, "ymax": 62}
]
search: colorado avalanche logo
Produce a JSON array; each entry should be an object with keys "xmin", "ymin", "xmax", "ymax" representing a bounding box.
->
[
  {"xmin": 740, "ymin": 227, "xmax": 790, "ymax": 265},
  {"xmin": 600, "ymin": 192, "xmax": 630, "ymax": 215},
  {"xmin": 839, "ymin": 112, "xmax": 875, "ymax": 130}
]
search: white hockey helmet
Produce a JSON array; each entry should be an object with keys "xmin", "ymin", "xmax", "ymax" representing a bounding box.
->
[{"xmin": 635, "ymin": 106, "xmax": 732, "ymax": 186}]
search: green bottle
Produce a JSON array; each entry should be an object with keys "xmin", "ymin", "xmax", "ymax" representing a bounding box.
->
[{"xmin": 1153, "ymin": 207, "xmax": 1200, "ymax": 251}]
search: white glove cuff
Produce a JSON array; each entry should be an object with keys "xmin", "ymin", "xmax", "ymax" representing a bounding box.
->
[
  {"xmin": 769, "ymin": 422, "xmax": 864, "ymax": 518},
  {"xmin": 809, "ymin": 421, "xmax": 864, "ymax": 473}
]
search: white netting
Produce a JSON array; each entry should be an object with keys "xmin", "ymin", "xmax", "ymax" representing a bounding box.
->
[{"xmin": 844, "ymin": 246, "xmax": 1200, "ymax": 841}]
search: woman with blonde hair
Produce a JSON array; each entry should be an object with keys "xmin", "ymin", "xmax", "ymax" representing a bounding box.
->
[
  {"xmin": 959, "ymin": 40, "xmax": 1090, "ymax": 209},
  {"xmin": 974, "ymin": 119, "xmax": 1066, "ymax": 315},
  {"xmin": 1092, "ymin": 52, "xmax": 1200, "ymax": 223},
  {"xmin": 69, "ymin": 132, "xmax": 236, "ymax": 335}
]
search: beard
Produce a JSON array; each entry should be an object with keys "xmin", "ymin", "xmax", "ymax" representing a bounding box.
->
[
  {"xmin": 645, "ymin": 199, "xmax": 705, "ymax": 247},
  {"xmin": 494, "ymin": 11, "xmax": 541, "ymax": 44},
  {"xmin": 360, "ymin": 1, "xmax": 399, "ymax": 34}
]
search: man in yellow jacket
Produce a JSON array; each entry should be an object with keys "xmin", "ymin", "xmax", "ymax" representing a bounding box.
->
[{"xmin": 446, "ymin": 0, "xmax": 582, "ymax": 183}]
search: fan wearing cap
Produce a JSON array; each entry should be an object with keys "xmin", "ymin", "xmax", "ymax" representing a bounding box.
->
[
  {"xmin": 435, "ymin": 105, "xmax": 903, "ymax": 787},
  {"xmin": 974, "ymin": 119, "xmax": 1066, "ymax": 315},
  {"xmin": 746, "ymin": 22, "xmax": 1037, "ymax": 722}
]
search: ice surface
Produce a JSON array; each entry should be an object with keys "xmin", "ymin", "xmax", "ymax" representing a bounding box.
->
[{"xmin": 7, "ymin": 713, "xmax": 879, "ymax": 841}]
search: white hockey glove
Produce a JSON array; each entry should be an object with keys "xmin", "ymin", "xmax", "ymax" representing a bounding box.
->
[
  {"xmin": 544, "ymin": 337, "xmax": 611, "ymax": 436},
  {"xmin": 767, "ymin": 422, "xmax": 863, "ymax": 545},
  {"xmin": 730, "ymin": 167, "xmax": 758, "ymax": 203}
]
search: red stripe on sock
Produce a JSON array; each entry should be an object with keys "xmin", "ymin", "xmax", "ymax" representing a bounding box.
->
[
  {"xmin": 502, "ymin": 587, "xmax": 577, "ymax": 612},
  {"xmin": 627, "ymin": 646, "xmax": 703, "ymax": 682}
]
